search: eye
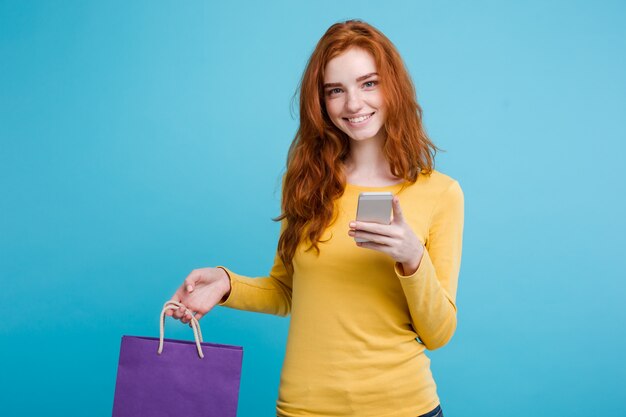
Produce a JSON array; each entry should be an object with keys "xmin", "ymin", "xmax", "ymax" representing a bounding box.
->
[
  {"xmin": 363, "ymin": 80, "xmax": 378, "ymax": 88},
  {"xmin": 327, "ymin": 87, "xmax": 343, "ymax": 96}
]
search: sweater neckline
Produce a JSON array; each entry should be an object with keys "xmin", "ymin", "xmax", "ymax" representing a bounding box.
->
[{"xmin": 344, "ymin": 181, "xmax": 407, "ymax": 192}]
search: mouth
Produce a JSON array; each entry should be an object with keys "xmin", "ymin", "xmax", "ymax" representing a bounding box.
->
[{"xmin": 343, "ymin": 112, "xmax": 375, "ymax": 125}]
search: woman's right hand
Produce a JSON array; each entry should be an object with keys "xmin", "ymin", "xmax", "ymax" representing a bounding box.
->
[{"xmin": 166, "ymin": 267, "xmax": 231, "ymax": 326}]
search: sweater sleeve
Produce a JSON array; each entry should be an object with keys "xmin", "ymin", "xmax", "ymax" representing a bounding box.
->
[
  {"xmin": 219, "ymin": 255, "xmax": 291, "ymax": 316},
  {"xmin": 216, "ymin": 221, "xmax": 293, "ymax": 317},
  {"xmin": 395, "ymin": 180, "xmax": 464, "ymax": 350}
]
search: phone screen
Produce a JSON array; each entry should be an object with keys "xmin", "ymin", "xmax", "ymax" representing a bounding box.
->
[{"xmin": 355, "ymin": 192, "xmax": 393, "ymax": 242}]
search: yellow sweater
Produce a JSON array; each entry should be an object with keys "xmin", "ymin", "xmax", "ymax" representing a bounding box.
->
[{"xmin": 218, "ymin": 170, "xmax": 464, "ymax": 417}]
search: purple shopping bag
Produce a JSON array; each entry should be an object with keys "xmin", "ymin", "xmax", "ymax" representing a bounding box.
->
[{"xmin": 112, "ymin": 301, "xmax": 243, "ymax": 417}]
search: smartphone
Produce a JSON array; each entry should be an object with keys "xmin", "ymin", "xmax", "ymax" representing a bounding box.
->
[{"xmin": 354, "ymin": 192, "xmax": 393, "ymax": 243}]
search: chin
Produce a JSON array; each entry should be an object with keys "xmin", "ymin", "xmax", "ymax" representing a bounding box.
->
[{"xmin": 344, "ymin": 125, "xmax": 385, "ymax": 142}]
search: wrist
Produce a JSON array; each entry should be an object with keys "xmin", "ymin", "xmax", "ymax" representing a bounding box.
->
[
  {"xmin": 401, "ymin": 261, "xmax": 420, "ymax": 276},
  {"xmin": 401, "ymin": 248, "xmax": 424, "ymax": 276},
  {"xmin": 216, "ymin": 267, "xmax": 232, "ymax": 301}
]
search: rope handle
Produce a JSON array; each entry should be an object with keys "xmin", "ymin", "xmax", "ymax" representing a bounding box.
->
[{"xmin": 158, "ymin": 300, "xmax": 204, "ymax": 359}]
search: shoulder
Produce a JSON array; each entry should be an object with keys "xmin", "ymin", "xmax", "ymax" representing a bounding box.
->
[
  {"xmin": 419, "ymin": 169, "xmax": 460, "ymax": 189},
  {"xmin": 405, "ymin": 169, "xmax": 463, "ymax": 196},
  {"xmin": 400, "ymin": 170, "xmax": 463, "ymax": 216}
]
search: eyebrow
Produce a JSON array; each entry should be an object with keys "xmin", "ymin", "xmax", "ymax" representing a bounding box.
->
[{"xmin": 323, "ymin": 72, "xmax": 379, "ymax": 89}]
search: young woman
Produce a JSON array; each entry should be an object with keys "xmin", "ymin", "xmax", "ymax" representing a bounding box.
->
[{"xmin": 167, "ymin": 20, "xmax": 463, "ymax": 417}]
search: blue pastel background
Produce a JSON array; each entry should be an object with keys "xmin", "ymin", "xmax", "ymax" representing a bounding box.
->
[{"xmin": 1, "ymin": 1, "xmax": 625, "ymax": 416}]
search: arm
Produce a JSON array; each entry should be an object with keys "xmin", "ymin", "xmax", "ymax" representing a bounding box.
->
[
  {"xmin": 216, "ymin": 220, "xmax": 293, "ymax": 317},
  {"xmin": 168, "ymin": 223, "xmax": 292, "ymax": 328},
  {"xmin": 395, "ymin": 180, "xmax": 464, "ymax": 350}
]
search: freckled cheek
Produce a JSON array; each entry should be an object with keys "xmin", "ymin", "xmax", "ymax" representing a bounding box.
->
[
  {"xmin": 325, "ymin": 100, "xmax": 345, "ymax": 123},
  {"xmin": 369, "ymin": 93, "xmax": 385, "ymax": 112},
  {"xmin": 374, "ymin": 101, "xmax": 387, "ymax": 122}
]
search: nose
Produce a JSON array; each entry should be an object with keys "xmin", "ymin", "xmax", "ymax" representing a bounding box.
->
[{"xmin": 345, "ymin": 89, "xmax": 364, "ymax": 113}]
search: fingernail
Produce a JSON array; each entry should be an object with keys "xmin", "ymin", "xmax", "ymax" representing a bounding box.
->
[{"xmin": 349, "ymin": 222, "xmax": 355, "ymax": 228}]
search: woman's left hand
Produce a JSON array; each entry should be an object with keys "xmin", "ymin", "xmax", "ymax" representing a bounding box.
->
[{"xmin": 348, "ymin": 196, "xmax": 424, "ymax": 275}]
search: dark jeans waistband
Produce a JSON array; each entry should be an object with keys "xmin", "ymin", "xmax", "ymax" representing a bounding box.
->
[{"xmin": 418, "ymin": 404, "xmax": 443, "ymax": 417}]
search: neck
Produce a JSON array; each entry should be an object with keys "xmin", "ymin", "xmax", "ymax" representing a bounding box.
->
[{"xmin": 343, "ymin": 132, "xmax": 395, "ymax": 181}]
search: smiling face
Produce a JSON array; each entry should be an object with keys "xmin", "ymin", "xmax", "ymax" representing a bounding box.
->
[
  {"xmin": 323, "ymin": 47, "xmax": 387, "ymax": 143},
  {"xmin": 324, "ymin": 48, "xmax": 385, "ymax": 141}
]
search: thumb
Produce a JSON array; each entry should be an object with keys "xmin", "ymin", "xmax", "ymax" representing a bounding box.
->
[
  {"xmin": 392, "ymin": 195, "xmax": 405, "ymax": 224},
  {"xmin": 184, "ymin": 272, "xmax": 200, "ymax": 293}
]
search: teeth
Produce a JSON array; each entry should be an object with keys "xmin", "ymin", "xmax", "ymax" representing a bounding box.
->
[{"xmin": 348, "ymin": 113, "xmax": 373, "ymax": 123}]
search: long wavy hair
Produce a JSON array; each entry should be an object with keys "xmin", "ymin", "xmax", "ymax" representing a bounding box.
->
[{"xmin": 275, "ymin": 19, "xmax": 437, "ymax": 267}]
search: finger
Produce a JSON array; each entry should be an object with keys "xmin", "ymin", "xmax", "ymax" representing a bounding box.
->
[
  {"xmin": 356, "ymin": 240, "xmax": 393, "ymax": 256},
  {"xmin": 350, "ymin": 221, "xmax": 397, "ymax": 238},
  {"xmin": 167, "ymin": 289, "xmax": 185, "ymax": 317},
  {"xmin": 173, "ymin": 306, "xmax": 185, "ymax": 320},
  {"xmin": 184, "ymin": 272, "xmax": 199, "ymax": 293},
  {"xmin": 183, "ymin": 309, "xmax": 195, "ymax": 323},
  {"xmin": 165, "ymin": 303, "xmax": 175, "ymax": 317},
  {"xmin": 391, "ymin": 196, "xmax": 405, "ymax": 224},
  {"xmin": 182, "ymin": 311, "xmax": 193, "ymax": 324},
  {"xmin": 169, "ymin": 290, "xmax": 182, "ymax": 304},
  {"xmin": 350, "ymin": 230, "xmax": 395, "ymax": 246}
]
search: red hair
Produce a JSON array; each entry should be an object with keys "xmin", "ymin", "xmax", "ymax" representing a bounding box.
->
[{"xmin": 275, "ymin": 19, "xmax": 437, "ymax": 267}]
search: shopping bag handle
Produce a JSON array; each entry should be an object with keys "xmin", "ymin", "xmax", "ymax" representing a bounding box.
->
[{"xmin": 158, "ymin": 300, "xmax": 205, "ymax": 359}]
